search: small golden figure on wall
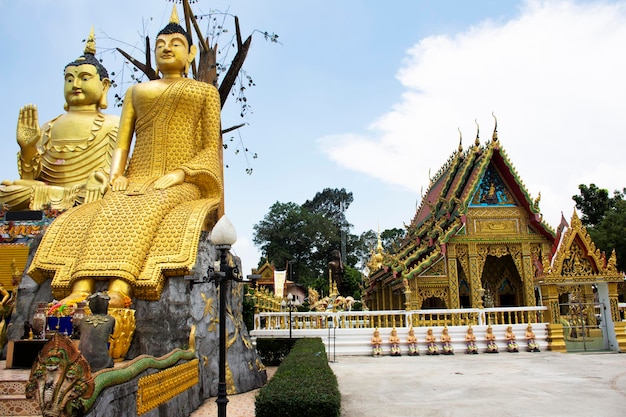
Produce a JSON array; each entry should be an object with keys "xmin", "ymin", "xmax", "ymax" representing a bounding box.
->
[
  {"xmin": 465, "ymin": 326, "xmax": 478, "ymax": 354},
  {"xmin": 371, "ymin": 328, "xmax": 383, "ymax": 357},
  {"xmin": 505, "ymin": 325, "xmax": 519, "ymax": 352}
]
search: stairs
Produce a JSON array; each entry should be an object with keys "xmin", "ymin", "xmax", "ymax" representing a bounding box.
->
[{"xmin": 0, "ymin": 362, "xmax": 40, "ymax": 416}]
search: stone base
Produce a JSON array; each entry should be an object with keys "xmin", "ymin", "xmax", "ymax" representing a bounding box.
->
[{"xmin": 7, "ymin": 232, "xmax": 267, "ymax": 415}]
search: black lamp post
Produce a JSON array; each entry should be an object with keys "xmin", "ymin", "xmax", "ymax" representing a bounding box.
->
[
  {"xmin": 206, "ymin": 215, "xmax": 253, "ymax": 417},
  {"xmin": 281, "ymin": 293, "xmax": 299, "ymax": 340}
]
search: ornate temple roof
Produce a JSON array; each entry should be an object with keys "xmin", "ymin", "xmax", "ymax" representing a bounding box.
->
[
  {"xmin": 542, "ymin": 210, "xmax": 620, "ymax": 282},
  {"xmin": 367, "ymin": 123, "xmax": 556, "ymax": 293}
]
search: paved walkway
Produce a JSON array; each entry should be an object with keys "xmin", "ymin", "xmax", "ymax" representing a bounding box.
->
[
  {"xmin": 331, "ymin": 351, "xmax": 626, "ymax": 417},
  {"xmin": 7, "ymin": 350, "xmax": 626, "ymax": 416},
  {"xmin": 192, "ymin": 351, "xmax": 626, "ymax": 417}
]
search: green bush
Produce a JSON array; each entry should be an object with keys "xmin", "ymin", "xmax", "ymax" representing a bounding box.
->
[
  {"xmin": 255, "ymin": 338, "xmax": 340, "ymax": 417},
  {"xmin": 255, "ymin": 338, "xmax": 296, "ymax": 366}
]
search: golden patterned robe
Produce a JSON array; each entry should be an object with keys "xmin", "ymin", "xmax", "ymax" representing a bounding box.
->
[{"xmin": 29, "ymin": 79, "xmax": 223, "ymax": 300}]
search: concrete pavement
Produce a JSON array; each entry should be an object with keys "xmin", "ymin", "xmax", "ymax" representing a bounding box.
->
[{"xmin": 329, "ymin": 351, "xmax": 626, "ymax": 417}]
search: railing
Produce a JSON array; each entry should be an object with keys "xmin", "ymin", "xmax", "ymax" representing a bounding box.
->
[{"xmin": 254, "ymin": 306, "xmax": 547, "ymax": 330}]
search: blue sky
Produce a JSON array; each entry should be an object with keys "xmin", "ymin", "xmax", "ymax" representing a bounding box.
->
[{"xmin": 1, "ymin": 1, "xmax": 625, "ymax": 275}]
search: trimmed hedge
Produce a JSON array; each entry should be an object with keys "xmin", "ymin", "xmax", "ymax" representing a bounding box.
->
[
  {"xmin": 255, "ymin": 338, "xmax": 297, "ymax": 366},
  {"xmin": 255, "ymin": 338, "xmax": 340, "ymax": 417}
]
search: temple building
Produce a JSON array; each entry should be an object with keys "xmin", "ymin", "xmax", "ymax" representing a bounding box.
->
[{"xmin": 364, "ymin": 124, "xmax": 624, "ymax": 351}]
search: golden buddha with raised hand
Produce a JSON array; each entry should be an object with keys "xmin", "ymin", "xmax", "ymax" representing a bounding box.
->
[
  {"xmin": 29, "ymin": 8, "xmax": 223, "ymax": 308},
  {"xmin": 0, "ymin": 28, "xmax": 118, "ymax": 211}
]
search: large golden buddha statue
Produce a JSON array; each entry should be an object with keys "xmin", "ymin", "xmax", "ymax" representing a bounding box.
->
[
  {"xmin": 28, "ymin": 9, "xmax": 223, "ymax": 308},
  {"xmin": 0, "ymin": 29, "xmax": 118, "ymax": 211}
]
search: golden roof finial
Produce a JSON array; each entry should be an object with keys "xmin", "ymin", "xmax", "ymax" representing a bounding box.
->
[
  {"xmin": 474, "ymin": 119, "xmax": 480, "ymax": 146},
  {"xmin": 84, "ymin": 26, "xmax": 96, "ymax": 55},
  {"xmin": 169, "ymin": 5, "xmax": 180, "ymax": 24},
  {"xmin": 492, "ymin": 112, "xmax": 498, "ymax": 142},
  {"xmin": 458, "ymin": 127, "xmax": 463, "ymax": 152}
]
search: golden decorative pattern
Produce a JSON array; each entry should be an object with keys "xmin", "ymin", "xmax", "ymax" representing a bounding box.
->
[
  {"xmin": 474, "ymin": 219, "xmax": 519, "ymax": 234},
  {"xmin": 419, "ymin": 257, "xmax": 446, "ymax": 276},
  {"xmin": 108, "ymin": 308, "xmax": 136, "ymax": 361},
  {"xmin": 543, "ymin": 211, "xmax": 621, "ymax": 283},
  {"xmin": 417, "ymin": 287, "xmax": 449, "ymax": 308},
  {"xmin": 137, "ymin": 358, "xmax": 199, "ymax": 415},
  {"xmin": 0, "ymin": 244, "xmax": 29, "ymax": 291},
  {"xmin": 455, "ymin": 244, "xmax": 469, "ymax": 278},
  {"xmin": 467, "ymin": 206, "xmax": 527, "ymax": 219}
]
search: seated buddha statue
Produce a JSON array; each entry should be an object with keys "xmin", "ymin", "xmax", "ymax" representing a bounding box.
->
[
  {"xmin": 389, "ymin": 327, "xmax": 401, "ymax": 356},
  {"xmin": 28, "ymin": 8, "xmax": 223, "ymax": 308},
  {"xmin": 371, "ymin": 328, "xmax": 383, "ymax": 357},
  {"xmin": 0, "ymin": 28, "xmax": 118, "ymax": 211},
  {"xmin": 425, "ymin": 328, "xmax": 439, "ymax": 355},
  {"xmin": 505, "ymin": 325, "xmax": 519, "ymax": 352},
  {"xmin": 440, "ymin": 326, "xmax": 454, "ymax": 355},
  {"xmin": 407, "ymin": 327, "xmax": 419, "ymax": 356},
  {"xmin": 525, "ymin": 323, "xmax": 540, "ymax": 352},
  {"xmin": 465, "ymin": 326, "xmax": 478, "ymax": 354},
  {"xmin": 485, "ymin": 325, "xmax": 499, "ymax": 353}
]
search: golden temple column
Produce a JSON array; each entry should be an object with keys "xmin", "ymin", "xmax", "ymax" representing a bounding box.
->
[
  {"xmin": 540, "ymin": 284, "xmax": 566, "ymax": 352},
  {"xmin": 447, "ymin": 245, "xmax": 460, "ymax": 309},
  {"xmin": 521, "ymin": 243, "xmax": 536, "ymax": 307},
  {"xmin": 468, "ymin": 244, "xmax": 482, "ymax": 308}
]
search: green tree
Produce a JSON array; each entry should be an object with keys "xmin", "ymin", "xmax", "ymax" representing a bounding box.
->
[
  {"xmin": 572, "ymin": 184, "xmax": 614, "ymax": 226},
  {"xmin": 253, "ymin": 201, "xmax": 341, "ymax": 287},
  {"xmin": 253, "ymin": 188, "xmax": 408, "ymax": 297},
  {"xmin": 573, "ymin": 184, "xmax": 626, "ymax": 271},
  {"xmin": 381, "ymin": 227, "xmax": 406, "ymax": 251},
  {"xmin": 302, "ymin": 188, "xmax": 353, "ymax": 229}
]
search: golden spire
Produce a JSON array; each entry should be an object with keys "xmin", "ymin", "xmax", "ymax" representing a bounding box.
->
[
  {"xmin": 84, "ymin": 26, "xmax": 96, "ymax": 55},
  {"xmin": 492, "ymin": 112, "xmax": 498, "ymax": 142},
  {"xmin": 169, "ymin": 5, "xmax": 180, "ymax": 24}
]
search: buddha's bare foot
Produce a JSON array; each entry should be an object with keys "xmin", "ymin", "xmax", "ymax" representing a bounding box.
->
[
  {"xmin": 107, "ymin": 279, "xmax": 132, "ymax": 308},
  {"xmin": 107, "ymin": 290, "xmax": 130, "ymax": 309},
  {"xmin": 59, "ymin": 290, "xmax": 91, "ymax": 306}
]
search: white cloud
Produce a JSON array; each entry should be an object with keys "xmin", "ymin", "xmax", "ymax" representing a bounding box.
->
[
  {"xmin": 318, "ymin": 0, "xmax": 626, "ymax": 227},
  {"xmin": 232, "ymin": 235, "xmax": 262, "ymax": 276}
]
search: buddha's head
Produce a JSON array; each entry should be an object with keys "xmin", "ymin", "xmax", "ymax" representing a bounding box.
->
[
  {"xmin": 155, "ymin": 7, "xmax": 197, "ymax": 77},
  {"xmin": 64, "ymin": 28, "xmax": 111, "ymax": 111}
]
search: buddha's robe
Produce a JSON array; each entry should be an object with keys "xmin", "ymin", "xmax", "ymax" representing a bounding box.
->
[{"xmin": 29, "ymin": 78, "xmax": 223, "ymax": 300}]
